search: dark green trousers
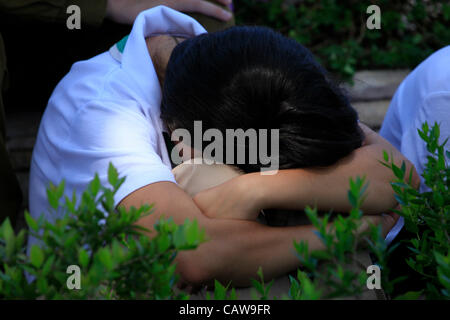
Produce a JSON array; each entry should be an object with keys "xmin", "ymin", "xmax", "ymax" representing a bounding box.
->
[{"xmin": 0, "ymin": 32, "xmax": 22, "ymax": 226}]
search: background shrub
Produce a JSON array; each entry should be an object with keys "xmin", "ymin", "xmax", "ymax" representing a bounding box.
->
[
  {"xmin": 0, "ymin": 164, "xmax": 205, "ymax": 299},
  {"xmin": 234, "ymin": 0, "xmax": 450, "ymax": 80}
]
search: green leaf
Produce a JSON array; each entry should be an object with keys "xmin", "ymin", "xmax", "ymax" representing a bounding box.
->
[
  {"xmin": 1, "ymin": 218, "xmax": 14, "ymax": 241},
  {"xmin": 186, "ymin": 220, "xmax": 199, "ymax": 244},
  {"xmin": 392, "ymin": 164, "xmax": 405, "ymax": 180},
  {"xmin": 30, "ymin": 245, "xmax": 44, "ymax": 268},
  {"xmin": 383, "ymin": 150, "xmax": 389, "ymax": 162},
  {"xmin": 348, "ymin": 190, "xmax": 357, "ymax": 207},
  {"xmin": 108, "ymin": 162, "xmax": 119, "ymax": 186},
  {"xmin": 250, "ymin": 279, "xmax": 265, "ymax": 296},
  {"xmin": 25, "ymin": 211, "xmax": 39, "ymax": 232},
  {"xmin": 36, "ymin": 278, "xmax": 48, "ymax": 293},
  {"xmin": 394, "ymin": 291, "xmax": 423, "ymax": 300},
  {"xmin": 89, "ymin": 174, "xmax": 101, "ymax": 197},
  {"xmin": 214, "ymin": 280, "xmax": 227, "ymax": 299},
  {"xmin": 97, "ymin": 248, "xmax": 113, "ymax": 270},
  {"xmin": 3, "ymin": 218, "xmax": 15, "ymax": 259},
  {"xmin": 56, "ymin": 180, "xmax": 66, "ymax": 200},
  {"xmin": 78, "ymin": 249, "xmax": 90, "ymax": 268},
  {"xmin": 432, "ymin": 192, "xmax": 444, "ymax": 207},
  {"xmin": 173, "ymin": 225, "xmax": 187, "ymax": 249},
  {"xmin": 156, "ymin": 233, "xmax": 170, "ymax": 252},
  {"xmin": 310, "ymin": 250, "xmax": 333, "ymax": 260},
  {"xmin": 42, "ymin": 255, "xmax": 55, "ymax": 276},
  {"xmin": 46, "ymin": 185, "xmax": 59, "ymax": 210}
]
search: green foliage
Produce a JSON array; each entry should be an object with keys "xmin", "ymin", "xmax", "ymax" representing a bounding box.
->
[
  {"xmin": 210, "ymin": 121, "xmax": 448, "ymax": 300},
  {"xmin": 0, "ymin": 163, "xmax": 206, "ymax": 299},
  {"xmin": 250, "ymin": 266, "xmax": 274, "ymax": 299},
  {"xmin": 381, "ymin": 122, "xmax": 449, "ymax": 299},
  {"xmin": 207, "ymin": 176, "xmax": 390, "ymax": 300},
  {"xmin": 235, "ymin": 0, "xmax": 450, "ymax": 80},
  {"xmin": 206, "ymin": 280, "xmax": 238, "ymax": 300},
  {"xmin": 1, "ymin": 124, "xmax": 448, "ymax": 300},
  {"xmin": 289, "ymin": 176, "xmax": 392, "ymax": 299}
]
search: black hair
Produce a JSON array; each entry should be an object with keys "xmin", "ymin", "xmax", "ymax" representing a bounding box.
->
[{"xmin": 161, "ymin": 26, "xmax": 363, "ymax": 172}]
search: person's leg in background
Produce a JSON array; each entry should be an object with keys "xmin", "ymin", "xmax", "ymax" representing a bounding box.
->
[{"xmin": 0, "ymin": 32, "xmax": 22, "ymax": 226}]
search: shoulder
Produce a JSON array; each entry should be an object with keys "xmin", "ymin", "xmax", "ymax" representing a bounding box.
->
[{"xmin": 408, "ymin": 46, "xmax": 450, "ymax": 93}]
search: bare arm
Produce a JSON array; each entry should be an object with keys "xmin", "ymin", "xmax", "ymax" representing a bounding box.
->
[
  {"xmin": 255, "ymin": 124, "xmax": 420, "ymax": 214},
  {"xmin": 120, "ymin": 181, "xmax": 337, "ymax": 287},
  {"xmin": 106, "ymin": 0, "xmax": 233, "ymax": 25},
  {"xmin": 193, "ymin": 124, "xmax": 420, "ymax": 220}
]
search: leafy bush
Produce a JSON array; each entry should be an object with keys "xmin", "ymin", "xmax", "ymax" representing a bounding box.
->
[
  {"xmin": 206, "ymin": 176, "xmax": 392, "ymax": 300},
  {"xmin": 381, "ymin": 122, "xmax": 449, "ymax": 299},
  {"xmin": 1, "ymin": 124, "xmax": 448, "ymax": 300},
  {"xmin": 234, "ymin": 0, "xmax": 450, "ymax": 80},
  {"xmin": 208, "ymin": 122, "xmax": 449, "ymax": 300},
  {"xmin": 289, "ymin": 176, "xmax": 392, "ymax": 299},
  {"xmin": 0, "ymin": 163, "xmax": 205, "ymax": 299}
]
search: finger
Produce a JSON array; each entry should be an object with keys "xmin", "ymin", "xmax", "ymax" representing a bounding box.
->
[
  {"xmin": 380, "ymin": 213, "xmax": 397, "ymax": 237},
  {"xmin": 358, "ymin": 122, "xmax": 377, "ymax": 145},
  {"xmin": 386, "ymin": 211, "xmax": 400, "ymax": 223},
  {"xmin": 168, "ymin": 0, "xmax": 233, "ymax": 21},
  {"xmin": 386, "ymin": 204, "xmax": 401, "ymax": 223},
  {"xmin": 212, "ymin": 0, "xmax": 233, "ymax": 7}
]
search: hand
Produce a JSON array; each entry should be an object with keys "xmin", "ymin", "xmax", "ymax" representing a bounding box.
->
[
  {"xmin": 146, "ymin": 35, "xmax": 186, "ymax": 86},
  {"xmin": 106, "ymin": 0, "xmax": 233, "ymax": 25},
  {"xmin": 358, "ymin": 122, "xmax": 377, "ymax": 146},
  {"xmin": 193, "ymin": 173, "xmax": 263, "ymax": 221},
  {"xmin": 358, "ymin": 210, "xmax": 400, "ymax": 238}
]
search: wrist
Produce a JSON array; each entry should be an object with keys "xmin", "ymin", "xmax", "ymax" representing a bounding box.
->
[{"xmin": 236, "ymin": 172, "xmax": 269, "ymax": 211}]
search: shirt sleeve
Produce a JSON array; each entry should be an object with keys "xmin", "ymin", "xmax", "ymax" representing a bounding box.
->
[
  {"xmin": 59, "ymin": 99, "xmax": 176, "ymax": 206},
  {"xmin": 0, "ymin": 0, "xmax": 107, "ymax": 27}
]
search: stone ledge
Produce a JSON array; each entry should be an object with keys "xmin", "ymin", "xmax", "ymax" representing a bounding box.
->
[
  {"xmin": 352, "ymin": 99, "xmax": 391, "ymax": 129},
  {"xmin": 7, "ymin": 136, "xmax": 36, "ymax": 152},
  {"xmin": 9, "ymin": 150, "xmax": 33, "ymax": 171},
  {"xmin": 16, "ymin": 171, "xmax": 30, "ymax": 207},
  {"xmin": 5, "ymin": 112, "xmax": 42, "ymax": 140},
  {"xmin": 345, "ymin": 70, "xmax": 409, "ymax": 102}
]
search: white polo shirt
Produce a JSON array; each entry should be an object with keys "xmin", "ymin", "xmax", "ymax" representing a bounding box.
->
[
  {"xmin": 380, "ymin": 46, "xmax": 450, "ymax": 243},
  {"xmin": 28, "ymin": 6, "xmax": 207, "ymax": 225}
]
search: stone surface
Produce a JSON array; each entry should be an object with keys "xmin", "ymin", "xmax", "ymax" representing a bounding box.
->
[
  {"xmin": 6, "ymin": 136, "xmax": 36, "ymax": 152},
  {"xmin": 345, "ymin": 69, "xmax": 409, "ymax": 102},
  {"xmin": 352, "ymin": 100, "xmax": 391, "ymax": 130},
  {"xmin": 9, "ymin": 150, "xmax": 33, "ymax": 171},
  {"xmin": 5, "ymin": 112, "xmax": 42, "ymax": 141},
  {"xmin": 4, "ymin": 112, "xmax": 42, "ymax": 226}
]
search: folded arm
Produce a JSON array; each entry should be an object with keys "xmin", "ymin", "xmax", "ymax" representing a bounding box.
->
[
  {"xmin": 120, "ymin": 181, "xmax": 335, "ymax": 286},
  {"xmin": 194, "ymin": 124, "xmax": 420, "ymax": 220},
  {"xmin": 255, "ymin": 124, "xmax": 420, "ymax": 214},
  {"xmin": 120, "ymin": 180, "xmax": 396, "ymax": 286}
]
